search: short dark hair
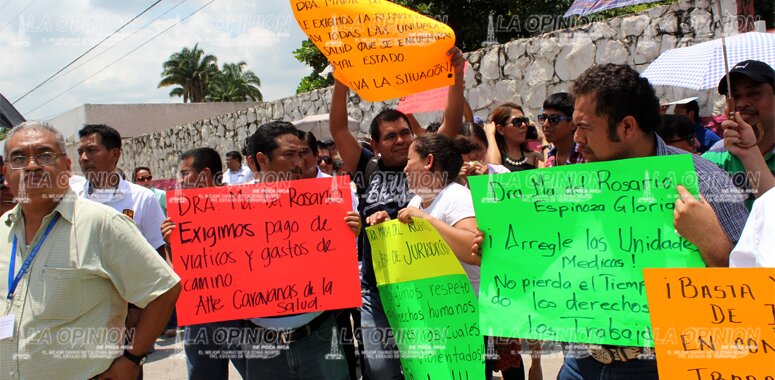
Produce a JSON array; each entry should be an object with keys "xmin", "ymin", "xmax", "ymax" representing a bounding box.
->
[
  {"xmin": 298, "ymin": 130, "xmax": 319, "ymax": 156},
  {"xmin": 658, "ymin": 114, "xmax": 695, "ymax": 141},
  {"xmin": 543, "ymin": 92, "xmax": 574, "ymax": 117},
  {"xmin": 412, "ymin": 133, "xmax": 479, "ymax": 185},
  {"xmin": 79, "ymin": 124, "xmax": 122, "ymax": 150},
  {"xmin": 332, "ymin": 158, "xmax": 345, "ymax": 172},
  {"xmin": 685, "ymin": 100, "xmax": 700, "ymax": 122},
  {"xmin": 572, "ymin": 64, "xmax": 660, "ymax": 140},
  {"xmin": 180, "ymin": 147, "xmax": 223, "ymax": 179},
  {"xmin": 132, "ymin": 166, "xmax": 151, "ymax": 182},
  {"xmin": 370, "ymin": 108, "xmax": 411, "ymax": 142},
  {"xmin": 245, "ymin": 120, "xmax": 299, "ymax": 159},
  {"xmin": 225, "ymin": 150, "xmax": 243, "ymax": 163},
  {"xmin": 460, "ymin": 122, "xmax": 488, "ymax": 148},
  {"xmin": 426, "ymin": 122, "xmax": 442, "ymax": 133},
  {"xmin": 317, "ymin": 139, "xmax": 335, "ymax": 151}
]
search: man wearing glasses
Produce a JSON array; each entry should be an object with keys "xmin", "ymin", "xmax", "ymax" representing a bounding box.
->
[
  {"xmin": 0, "ymin": 121, "xmax": 180, "ymax": 379},
  {"xmin": 222, "ymin": 150, "xmax": 254, "ymax": 185},
  {"xmin": 539, "ymin": 92, "xmax": 586, "ymax": 167}
]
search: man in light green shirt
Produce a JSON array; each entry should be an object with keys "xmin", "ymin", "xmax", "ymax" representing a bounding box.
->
[{"xmin": 0, "ymin": 121, "xmax": 181, "ymax": 380}]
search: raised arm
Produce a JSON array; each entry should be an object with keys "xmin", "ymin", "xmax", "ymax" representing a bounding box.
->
[
  {"xmin": 330, "ymin": 79, "xmax": 363, "ymax": 175},
  {"xmin": 438, "ymin": 46, "xmax": 466, "ymax": 138},
  {"xmin": 463, "ymin": 98, "xmax": 474, "ymax": 123},
  {"xmin": 483, "ymin": 121, "xmax": 502, "ymax": 165},
  {"xmin": 407, "ymin": 113, "xmax": 425, "ymax": 137}
]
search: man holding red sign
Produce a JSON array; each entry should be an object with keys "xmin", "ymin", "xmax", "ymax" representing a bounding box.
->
[{"xmin": 163, "ymin": 122, "xmax": 362, "ymax": 379}]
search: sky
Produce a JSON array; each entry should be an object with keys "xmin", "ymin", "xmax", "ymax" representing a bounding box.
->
[{"xmin": 0, "ymin": 0, "xmax": 310, "ymax": 120}]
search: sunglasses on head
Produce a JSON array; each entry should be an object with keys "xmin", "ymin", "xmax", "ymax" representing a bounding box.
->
[
  {"xmin": 537, "ymin": 114, "xmax": 571, "ymax": 126},
  {"xmin": 317, "ymin": 156, "xmax": 332, "ymax": 165},
  {"xmin": 510, "ymin": 117, "xmax": 530, "ymax": 127}
]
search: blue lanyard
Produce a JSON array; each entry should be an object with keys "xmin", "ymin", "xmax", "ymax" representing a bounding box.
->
[{"xmin": 8, "ymin": 214, "xmax": 61, "ymax": 300}]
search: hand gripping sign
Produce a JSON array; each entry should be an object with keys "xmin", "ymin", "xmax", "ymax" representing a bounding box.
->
[
  {"xmin": 167, "ymin": 176, "xmax": 361, "ymax": 325},
  {"xmin": 291, "ymin": 0, "xmax": 456, "ymax": 102}
]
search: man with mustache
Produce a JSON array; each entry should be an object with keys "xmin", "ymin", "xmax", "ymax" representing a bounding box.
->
[
  {"xmin": 702, "ymin": 60, "xmax": 775, "ymax": 209},
  {"xmin": 75, "ymin": 124, "xmax": 168, "ymax": 374},
  {"xmin": 1, "ymin": 121, "xmax": 180, "ymax": 379},
  {"xmin": 329, "ymin": 46, "xmax": 467, "ymax": 380}
]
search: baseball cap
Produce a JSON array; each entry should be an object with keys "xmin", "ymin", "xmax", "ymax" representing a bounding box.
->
[{"xmin": 718, "ymin": 60, "xmax": 775, "ymax": 95}]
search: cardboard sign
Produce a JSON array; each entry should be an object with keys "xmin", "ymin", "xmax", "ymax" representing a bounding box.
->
[
  {"xmin": 397, "ymin": 63, "xmax": 469, "ymax": 114},
  {"xmin": 367, "ymin": 219, "xmax": 484, "ymax": 379},
  {"xmin": 291, "ymin": 0, "xmax": 456, "ymax": 102},
  {"xmin": 644, "ymin": 268, "xmax": 775, "ymax": 379},
  {"xmin": 397, "ymin": 86, "xmax": 449, "ymax": 114},
  {"xmin": 167, "ymin": 176, "xmax": 361, "ymax": 325},
  {"xmin": 469, "ymin": 155, "xmax": 705, "ymax": 346}
]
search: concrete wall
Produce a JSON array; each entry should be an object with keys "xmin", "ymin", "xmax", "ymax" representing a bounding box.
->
[
  {"xmin": 117, "ymin": 0, "xmax": 738, "ymax": 180},
  {"xmin": 51, "ymin": 102, "xmax": 260, "ymax": 140}
]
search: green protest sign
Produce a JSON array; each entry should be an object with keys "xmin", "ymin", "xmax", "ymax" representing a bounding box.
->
[
  {"xmin": 367, "ymin": 218, "xmax": 484, "ymax": 379},
  {"xmin": 468, "ymin": 155, "xmax": 705, "ymax": 347}
]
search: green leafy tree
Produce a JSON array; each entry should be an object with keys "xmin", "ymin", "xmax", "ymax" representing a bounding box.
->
[
  {"xmin": 291, "ymin": 0, "xmax": 696, "ymax": 93},
  {"xmin": 207, "ymin": 62, "xmax": 263, "ymax": 102},
  {"xmin": 293, "ymin": 39, "xmax": 333, "ymax": 94},
  {"xmin": 158, "ymin": 43, "xmax": 219, "ymax": 103},
  {"xmin": 292, "ymin": 0, "xmax": 575, "ymax": 92}
]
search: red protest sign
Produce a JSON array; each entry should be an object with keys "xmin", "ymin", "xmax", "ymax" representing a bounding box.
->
[{"xmin": 166, "ymin": 176, "xmax": 361, "ymax": 325}]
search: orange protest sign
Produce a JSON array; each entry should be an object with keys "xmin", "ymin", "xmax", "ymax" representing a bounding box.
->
[
  {"xmin": 644, "ymin": 268, "xmax": 775, "ymax": 380},
  {"xmin": 167, "ymin": 176, "xmax": 361, "ymax": 325},
  {"xmin": 291, "ymin": 0, "xmax": 456, "ymax": 102}
]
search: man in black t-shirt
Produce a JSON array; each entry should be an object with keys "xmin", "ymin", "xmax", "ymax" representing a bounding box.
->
[{"xmin": 329, "ymin": 47, "xmax": 466, "ymax": 380}]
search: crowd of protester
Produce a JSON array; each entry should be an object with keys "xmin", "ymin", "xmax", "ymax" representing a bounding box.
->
[{"xmin": 0, "ymin": 38, "xmax": 772, "ymax": 380}]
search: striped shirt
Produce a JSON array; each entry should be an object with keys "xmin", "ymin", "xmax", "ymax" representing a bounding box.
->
[{"xmin": 657, "ymin": 136, "xmax": 748, "ymax": 245}]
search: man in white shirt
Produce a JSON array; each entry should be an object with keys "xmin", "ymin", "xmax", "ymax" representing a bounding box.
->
[
  {"xmin": 222, "ymin": 150, "xmax": 254, "ymax": 185},
  {"xmin": 75, "ymin": 124, "xmax": 168, "ymax": 368},
  {"xmin": 730, "ymin": 188, "xmax": 775, "ymax": 267},
  {"xmin": 75, "ymin": 124, "xmax": 166, "ymax": 255}
]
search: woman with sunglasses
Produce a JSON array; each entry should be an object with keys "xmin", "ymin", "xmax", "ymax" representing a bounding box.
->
[
  {"xmin": 484, "ymin": 102, "xmax": 544, "ymax": 171},
  {"xmin": 540, "ymin": 93, "xmax": 586, "ymax": 167}
]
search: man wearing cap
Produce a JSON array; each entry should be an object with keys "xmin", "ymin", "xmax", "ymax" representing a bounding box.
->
[
  {"xmin": 703, "ymin": 59, "xmax": 775, "ymax": 209},
  {"xmin": 670, "ymin": 97, "xmax": 721, "ymax": 153}
]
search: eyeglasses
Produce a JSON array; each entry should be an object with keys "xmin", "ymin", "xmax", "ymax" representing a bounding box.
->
[
  {"xmin": 136, "ymin": 175, "xmax": 152, "ymax": 182},
  {"xmin": 510, "ymin": 117, "xmax": 530, "ymax": 128},
  {"xmin": 317, "ymin": 156, "xmax": 333, "ymax": 165},
  {"xmin": 8, "ymin": 152, "xmax": 64, "ymax": 169},
  {"xmin": 665, "ymin": 136, "xmax": 698, "ymax": 147},
  {"xmin": 537, "ymin": 114, "xmax": 571, "ymax": 126}
]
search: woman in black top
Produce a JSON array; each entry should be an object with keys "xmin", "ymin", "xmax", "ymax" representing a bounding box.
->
[{"xmin": 484, "ymin": 102, "xmax": 543, "ymax": 171}]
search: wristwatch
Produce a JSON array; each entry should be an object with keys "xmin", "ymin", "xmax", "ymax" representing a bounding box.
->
[{"xmin": 122, "ymin": 349, "xmax": 147, "ymax": 366}]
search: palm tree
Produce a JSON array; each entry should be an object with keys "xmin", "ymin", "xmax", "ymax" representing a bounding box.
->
[
  {"xmin": 158, "ymin": 44, "xmax": 218, "ymax": 103},
  {"xmin": 207, "ymin": 62, "xmax": 263, "ymax": 102}
]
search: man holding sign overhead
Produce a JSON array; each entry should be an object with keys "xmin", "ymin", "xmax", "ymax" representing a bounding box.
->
[
  {"xmin": 555, "ymin": 65, "xmax": 749, "ymax": 378},
  {"xmin": 329, "ymin": 44, "xmax": 466, "ymax": 378}
]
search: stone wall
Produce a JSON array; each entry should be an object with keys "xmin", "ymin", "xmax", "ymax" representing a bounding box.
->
[{"xmin": 115, "ymin": 0, "xmax": 737, "ymax": 179}]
